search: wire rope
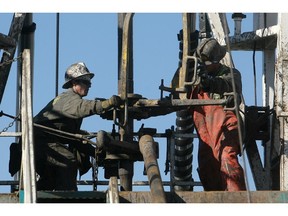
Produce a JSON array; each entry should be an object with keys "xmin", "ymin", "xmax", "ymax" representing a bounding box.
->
[
  {"xmin": 55, "ymin": 13, "xmax": 60, "ymax": 97},
  {"xmin": 222, "ymin": 13, "xmax": 252, "ymax": 203}
]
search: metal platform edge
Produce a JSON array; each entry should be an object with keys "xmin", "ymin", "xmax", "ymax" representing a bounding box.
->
[
  {"xmin": 1, "ymin": 191, "xmax": 288, "ymax": 203},
  {"xmin": 119, "ymin": 191, "xmax": 288, "ymax": 203},
  {"xmin": 0, "ymin": 193, "xmax": 19, "ymax": 203}
]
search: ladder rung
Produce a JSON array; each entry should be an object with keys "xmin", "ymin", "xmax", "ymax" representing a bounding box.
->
[
  {"xmin": 0, "ymin": 132, "xmax": 22, "ymax": 137},
  {"xmin": 0, "ymin": 32, "xmax": 16, "ymax": 49}
]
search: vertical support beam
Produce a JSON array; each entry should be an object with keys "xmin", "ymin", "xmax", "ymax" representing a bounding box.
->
[
  {"xmin": 255, "ymin": 13, "xmax": 278, "ymax": 189},
  {"xmin": 117, "ymin": 13, "xmax": 134, "ymax": 191},
  {"xmin": 263, "ymin": 50, "xmax": 276, "ymax": 190},
  {"xmin": 275, "ymin": 13, "xmax": 288, "ymax": 191},
  {"xmin": 178, "ymin": 13, "xmax": 192, "ymax": 99},
  {"xmin": 21, "ymin": 49, "xmax": 37, "ymax": 203},
  {"xmin": 0, "ymin": 13, "xmax": 26, "ymax": 104},
  {"xmin": 139, "ymin": 135, "xmax": 166, "ymax": 203},
  {"xmin": 14, "ymin": 13, "xmax": 36, "ymax": 193},
  {"xmin": 264, "ymin": 15, "xmax": 277, "ymax": 190},
  {"xmin": 178, "ymin": 13, "xmax": 196, "ymax": 100}
]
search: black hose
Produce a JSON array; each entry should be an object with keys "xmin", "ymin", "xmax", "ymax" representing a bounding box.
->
[{"xmin": 174, "ymin": 109, "xmax": 194, "ymax": 191}]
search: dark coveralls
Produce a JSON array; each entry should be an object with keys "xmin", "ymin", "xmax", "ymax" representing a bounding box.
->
[
  {"xmin": 190, "ymin": 64, "xmax": 246, "ymax": 191},
  {"xmin": 34, "ymin": 88, "xmax": 107, "ymax": 191}
]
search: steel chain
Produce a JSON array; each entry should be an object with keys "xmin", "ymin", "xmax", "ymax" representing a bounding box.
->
[
  {"xmin": 0, "ymin": 52, "xmax": 22, "ymax": 67},
  {"xmin": 0, "ymin": 113, "xmax": 20, "ymax": 134},
  {"xmin": 92, "ymin": 152, "xmax": 99, "ymax": 191}
]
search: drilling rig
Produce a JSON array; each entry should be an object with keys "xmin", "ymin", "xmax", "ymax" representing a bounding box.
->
[{"xmin": 0, "ymin": 13, "xmax": 288, "ymax": 203}]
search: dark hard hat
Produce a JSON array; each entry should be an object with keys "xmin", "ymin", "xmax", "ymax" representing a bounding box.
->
[
  {"xmin": 196, "ymin": 38, "xmax": 226, "ymax": 63},
  {"xmin": 62, "ymin": 62, "xmax": 94, "ymax": 89}
]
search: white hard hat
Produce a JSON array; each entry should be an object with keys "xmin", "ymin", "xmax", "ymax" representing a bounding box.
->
[{"xmin": 62, "ymin": 62, "xmax": 94, "ymax": 89}]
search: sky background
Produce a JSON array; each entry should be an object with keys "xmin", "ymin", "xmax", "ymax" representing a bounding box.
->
[{"xmin": 0, "ymin": 12, "xmax": 264, "ymax": 194}]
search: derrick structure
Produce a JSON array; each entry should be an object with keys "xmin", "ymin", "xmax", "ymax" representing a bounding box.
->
[{"xmin": 0, "ymin": 13, "xmax": 288, "ymax": 203}]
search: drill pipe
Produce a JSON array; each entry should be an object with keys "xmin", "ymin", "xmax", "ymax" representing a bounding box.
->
[{"xmin": 139, "ymin": 135, "xmax": 166, "ymax": 203}]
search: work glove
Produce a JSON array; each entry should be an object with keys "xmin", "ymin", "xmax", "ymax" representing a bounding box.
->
[
  {"xmin": 226, "ymin": 94, "xmax": 241, "ymax": 108},
  {"xmin": 197, "ymin": 65, "xmax": 211, "ymax": 91},
  {"xmin": 101, "ymin": 95, "xmax": 122, "ymax": 110},
  {"xmin": 226, "ymin": 95, "xmax": 234, "ymax": 107}
]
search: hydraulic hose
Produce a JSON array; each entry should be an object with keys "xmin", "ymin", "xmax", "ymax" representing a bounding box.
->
[{"xmin": 174, "ymin": 109, "xmax": 194, "ymax": 191}]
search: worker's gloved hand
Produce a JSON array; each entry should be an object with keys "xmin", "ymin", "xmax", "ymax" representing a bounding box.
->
[
  {"xmin": 101, "ymin": 95, "xmax": 122, "ymax": 110},
  {"xmin": 198, "ymin": 67, "xmax": 212, "ymax": 92},
  {"xmin": 226, "ymin": 95, "xmax": 239, "ymax": 108},
  {"xmin": 108, "ymin": 95, "xmax": 122, "ymax": 108},
  {"xmin": 200, "ymin": 74, "xmax": 211, "ymax": 90}
]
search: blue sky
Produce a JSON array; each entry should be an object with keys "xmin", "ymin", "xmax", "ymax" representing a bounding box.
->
[{"xmin": 0, "ymin": 13, "xmax": 263, "ymax": 193}]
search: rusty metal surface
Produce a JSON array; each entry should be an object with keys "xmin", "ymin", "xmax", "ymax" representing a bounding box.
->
[
  {"xmin": 139, "ymin": 135, "xmax": 166, "ymax": 203},
  {"xmin": 101, "ymin": 96, "xmax": 228, "ymax": 121},
  {"xmin": 2, "ymin": 190, "xmax": 288, "ymax": 203},
  {"xmin": 119, "ymin": 191, "xmax": 152, "ymax": 203},
  {"xmin": 228, "ymin": 26, "xmax": 278, "ymax": 51},
  {"xmin": 124, "ymin": 98, "xmax": 227, "ymax": 120},
  {"xmin": 134, "ymin": 98, "xmax": 226, "ymax": 107},
  {"xmin": 119, "ymin": 191, "xmax": 288, "ymax": 203},
  {"xmin": 0, "ymin": 193, "xmax": 19, "ymax": 203}
]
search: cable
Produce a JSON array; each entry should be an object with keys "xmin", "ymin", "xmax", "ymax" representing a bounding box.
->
[
  {"xmin": 222, "ymin": 15, "xmax": 252, "ymax": 203},
  {"xmin": 55, "ymin": 13, "xmax": 60, "ymax": 97},
  {"xmin": 253, "ymin": 42, "xmax": 257, "ymax": 106}
]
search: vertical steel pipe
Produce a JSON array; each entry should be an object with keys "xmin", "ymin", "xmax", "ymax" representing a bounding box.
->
[
  {"xmin": 117, "ymin": 13, "xmax": 135, "ymax": 191},
  {"xmin": 277, "ymin": 13, "xmax": 288, "ymax": 191},
  {"xmin": 139, "ymin": 135, "xmax": 166, "ymax": 203}
]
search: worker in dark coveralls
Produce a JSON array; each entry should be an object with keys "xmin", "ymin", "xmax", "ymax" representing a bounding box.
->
[
  {"xmin": 190, "ymin": 38, "xmax": 246, "ymax": 191},
  {"xmin": 33, "ymin": 62, "xmax": 122, "ymax": 191}
]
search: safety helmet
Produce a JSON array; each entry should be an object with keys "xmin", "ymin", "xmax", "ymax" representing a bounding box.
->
[
  {"xmin": 196, "ymin": 38, "xmax": 226, "ymax": 63},
  {"xmin": 62, "ymin": 62, "xmax": 94, "ymax": 89}
]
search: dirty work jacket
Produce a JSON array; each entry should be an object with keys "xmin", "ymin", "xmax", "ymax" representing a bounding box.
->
[
  {"xmin": 33, "ymin": 88, "xmax": 106, "ymax": 175},
  {"xmin": 34, "ymin": 88, "xmax": 106, "ymax": 133}
]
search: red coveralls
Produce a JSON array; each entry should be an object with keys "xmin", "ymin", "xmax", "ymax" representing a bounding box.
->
[{"xmin": 191, "ymin": 83, "xmax": 246, "ymax": 191}]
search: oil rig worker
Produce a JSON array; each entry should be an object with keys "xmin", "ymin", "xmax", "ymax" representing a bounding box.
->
[
  {"xmin": 190, "ymin": 38, "xmax": 246, "ymax": 191},
  {"xmin": 33, "ymin": 62, "xmax": 122, "ymax": 191}
]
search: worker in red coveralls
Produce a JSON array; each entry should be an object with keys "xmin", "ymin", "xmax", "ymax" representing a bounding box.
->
[{"xmin": 190, "ymin": 38, "xmax": 246, "ymax": 191}]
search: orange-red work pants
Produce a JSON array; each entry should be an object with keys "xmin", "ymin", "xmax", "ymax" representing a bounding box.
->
[{"xmin": 191, "ymin": 89, "xmax": 246, "ymax": 191}]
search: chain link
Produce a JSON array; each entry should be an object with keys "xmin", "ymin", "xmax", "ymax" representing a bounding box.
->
[
  {"xmin": 92, "ymin": 152, "xmax": 99, "ymax": 191},
  {"xmin": 0, "ymin": 52, "xmax": 22, "ymax": 67},
  {"xmin": 0, "ymin": 113, "xmax": 20, "ymax": 134}
]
